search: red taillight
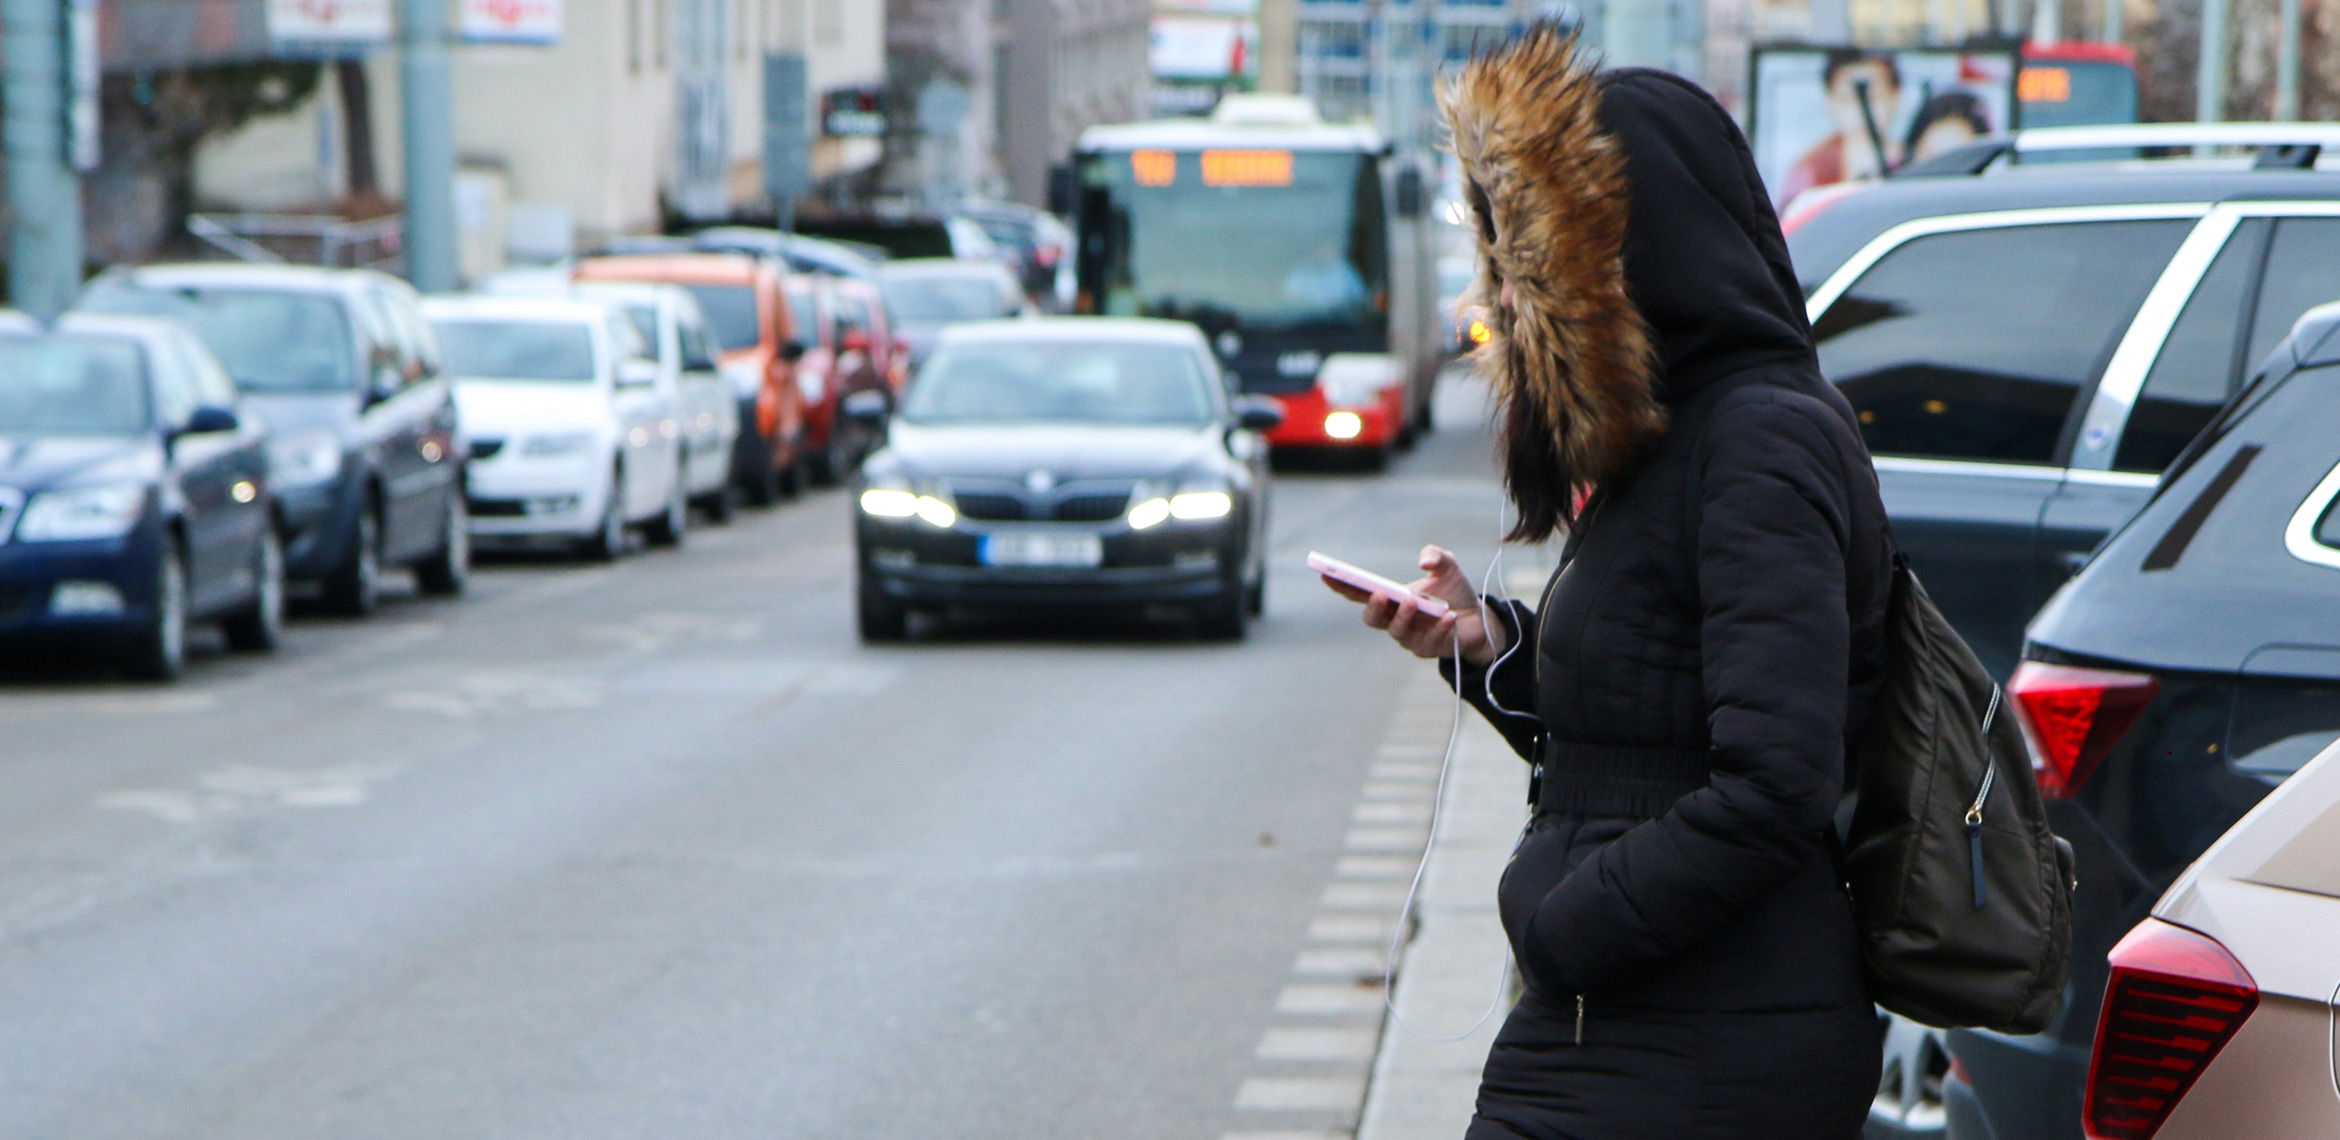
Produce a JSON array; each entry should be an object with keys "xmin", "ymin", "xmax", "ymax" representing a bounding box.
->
[
  {"xmin": 2084, "ymin": 919, "xmax": 2258, "ymax": 1140},
  {"xmin": 2009, "ymin": 662, "xmax": 2160, "ymax": 798}
]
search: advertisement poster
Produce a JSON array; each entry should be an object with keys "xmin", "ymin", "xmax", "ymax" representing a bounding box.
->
[
  {"xmin": 461, "ymin": 0, "xmax": 563, "ymax": 44},
  {"xmin": 1749, "ymin": 46, "xmax": 2019, "ymax": 207},
  {"xmin": 266, "ymin": 0, "xmax": 392, "ymax": 42}
]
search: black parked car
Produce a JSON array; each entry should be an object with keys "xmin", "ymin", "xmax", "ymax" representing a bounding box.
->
[
  {"xmin": 852, "ymin": 319, "xmax": 1281, "ymax": 641},
  {"xmin": 1782, "ymin": 125, "xmax": 2340, "ymax": 1140},
  {"xmin": 80, "ymin": 264, "xmax": 468, "ymax": 614},
  {"xmin": 0, "ymin": 314, "xmax": 282, "ymax": 678},
  {"xmin": 1795, "ymin": 126, "xmax": 2340, "ymax": 683},
  {"xmin": 1941, "ymin": 301, "xmax": 2340, "ymax": 1139}
]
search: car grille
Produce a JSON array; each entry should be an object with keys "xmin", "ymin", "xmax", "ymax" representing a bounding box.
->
[
  {"xmin": 467, "ymin": 496, "xmax": 529, "ymax": 517},
  {"xmin": 946, "ymin": 484, "xmax": 1134, "ymax": 524},
  {"xmin": 952, "ymin": 493, "xmax": 1028, "ymax": 521},
  {"xmin": 1052, "ymin": 493, "xmax": 1129, "ymax": 522},
  {"xmin": 470, "ymin": 438, "xmax": 506, "ymax": 461}
]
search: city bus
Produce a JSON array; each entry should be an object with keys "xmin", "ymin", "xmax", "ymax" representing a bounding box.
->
[{"xmin": 1072, "ymin": 95, "xmax": 1440, "ymax": 466}]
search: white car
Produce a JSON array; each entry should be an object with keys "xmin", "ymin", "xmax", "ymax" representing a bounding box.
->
[
  {"xmin": 421, "ymin": 295, "xmax": 687, "ymax": 559},
  {"xmin": 558, "ymin": 281, "xmax": 740, "ymax": 521}
]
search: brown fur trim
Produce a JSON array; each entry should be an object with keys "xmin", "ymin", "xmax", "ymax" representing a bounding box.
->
[{"xmin": 1440, "ymin": 25, "xmax": 1664, "ymax": 535}]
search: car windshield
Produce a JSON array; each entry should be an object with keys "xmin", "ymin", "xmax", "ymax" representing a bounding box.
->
[
  {"xmin": 80, "ymin": 283, "xmax": 355, "ymax": 392},
  {"xmin": 430, "ymin": 319, "xmax": 598, "ymax": 382},
  {"xmin": 881, "ymin": 275, "xmax": 1012, "ymax": 323},
  {"xmin": 681, "ymin": 284, "xmax": 761, "ymax": 352},
  {"xmin": 618, "ymin": 304, "xmax": 660, "ymax": 352},
  {"xmin": 0, "ymin": 335, "xmax": 149, "ymax": 435},
  {"xmin": 902, "ymin": 341, "xmax": 1213, "ymax": 425}
]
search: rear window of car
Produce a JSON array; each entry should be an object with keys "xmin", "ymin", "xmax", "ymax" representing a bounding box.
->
[
  {"xmin": 1814, "ymin": 219, "xmax": 2190, "ymax": 464},
  {"xmin": 0, "ymin": 335, "xmax": 149, "ymax": 435},
  {"xmin": 81, "ymin": 282, "xmax": 356, "ymax": 392},
  {"xmin": 430, "ymin": 319, "xmax": 598, "ymax": 382},
  {"xmin": 681, "ymin": 284, "xmax": 761, "ymax": 352},
  {"xmin": 881, "ymin": 275, "xmax": 1013, "ymax": 322}
]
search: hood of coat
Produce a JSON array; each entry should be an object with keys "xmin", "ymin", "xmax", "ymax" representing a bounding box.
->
[{"xmin": 1441, "ymin": 26, "xmax": 1814, "ymax": 489}]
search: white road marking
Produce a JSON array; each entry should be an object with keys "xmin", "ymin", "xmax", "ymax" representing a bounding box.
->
[
  {"xmin": 1351, "ymin": 802, "xmax": 1433, "ymax": 825},
  {"xmin": 1368, "ymin": 762, "xmax": 1438, "ymax": 781},
  {"xmin": 1292, "ymin": 949, "xmax": 1387, "ymax": 978},
  {"xmin": 1255, "ymin": 1027, "xmax": 1379, "ymax": 1061},
  {"xmin": 1343, "ymin": 827, "xmax": 1425, "ymax": 851},
  {"xmin": 96, "ymin": 763, "xmax": 397, "ymax": 823},
  {"xmin": 1275, "ymin": 984, "xmax": 1386, "ymax": 1015},
  {"xmin": 1236, "ymin": 1077, "xmax": 1368, "ymax": 1110},
  {"xmin": 1320, "ymin": 883, "xmax": 1411, "ymax": 909},
  {"xmin": 1360, "ymin": 782, "xmax": 1434, "ymax": 801},
  {"xmin": 1308, "ymin": 916, "xmax": 1398, "ymax": 942},
  {"xmin": 1335, "ymin": 856, "xmax": 1413, "ymax": 879}
]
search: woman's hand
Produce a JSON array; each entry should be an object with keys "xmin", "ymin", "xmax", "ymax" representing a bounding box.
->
[{"xmin": 1321, "ymin": 545, "xmax": 1506, "ymax": 664}]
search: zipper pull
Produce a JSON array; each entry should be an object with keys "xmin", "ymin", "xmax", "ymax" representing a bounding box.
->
[
  {"xmin": 1574, "ymin": 994, "xmax": 1586, "ymax": 1045},
  {"xmin": 1966, "ymin": 807, "xmax": 1986, "ymax": 910}
]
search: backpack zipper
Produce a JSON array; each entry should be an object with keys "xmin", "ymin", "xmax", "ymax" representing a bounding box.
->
[
  {"xmin": 1965, "ymin": 687, "xmax": 2002, "ymax": 910},
  {"xmin": 1574, "ymin": 994, "xmax": 1586, "ymax": 1044}
]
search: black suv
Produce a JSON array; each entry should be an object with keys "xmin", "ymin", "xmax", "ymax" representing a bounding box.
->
[
  {"xmin": 1944, "ymin": 303, "xmax": 2340, "ymax": 1138},
  {"xmin": 1783, "ymin": 125, "xmax": 2340, "ymax": 1140}
]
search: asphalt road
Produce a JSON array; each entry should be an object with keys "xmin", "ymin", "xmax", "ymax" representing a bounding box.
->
[{"xmin": 0, "ymin": 374, "xmax": 1524, "ymax": 1140}]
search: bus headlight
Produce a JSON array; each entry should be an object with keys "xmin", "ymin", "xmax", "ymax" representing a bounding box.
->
[{"xmin": 1324, "ymin": 411, "xmax": 1364, "ymax": 440}]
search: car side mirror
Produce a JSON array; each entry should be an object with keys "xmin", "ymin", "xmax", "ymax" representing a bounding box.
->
[
  {"xmin": 779, "ymin": 341, "xmax": 807, "ymax": 363},
  {"xmin": 180, "ymin": 405, "xmax": 240, "ymax": 435},
  {"xmin": 366, "ymin": 365, "xmax": 402, "ymax": 405},
  {"xmin": 840, "ymin": 388, "xmax": 890, "ymax": 425},
  {"xmin": 1232, "ymin": 395, "xmax": 1284, "ymax": 432},
  {"xmin": 616, "ymin": 358, "xmax": 660, "ymax": 389}
]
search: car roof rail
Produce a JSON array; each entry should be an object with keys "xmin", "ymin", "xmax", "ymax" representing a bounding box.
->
[{"xmin": 1892, "ymin": 123, "xmax": 2340, "ymax": 178}]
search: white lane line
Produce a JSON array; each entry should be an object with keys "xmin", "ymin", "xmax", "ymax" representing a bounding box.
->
[
  {"xmin": 1236, "ymin": 1077, "xmax": 1369, "ymax": 1110},
  {"xmin": 1293, "ymin": 949, "xmax": 1387, "ymax": 977},
  {"xmin": 1309, "ymin": 915, "xmax": 1399, "ymax": 943},
  {"xmin": 1360, "ymin": 782, "xmax": 1434, "ymax": 802},
  {"xmin": 1336, "ymin": 856, "xmax": 1413, "ymax": 879},
  {"xmin": 1256, "ymin": 1027, "xmax": 1379, "ymax": 1061},
  {"xmin": 1343, "ymin": 827, "xmax": 1426, "ymax": 851},
  {"xmin": 1374, "ymin": 744, "xmax": 1440, "ymax": 760},
  {"xmin": 1368, "ymin": 762, "xmax": 1438, "ymax": 781},
  {"xmin": 1275, "ymin": 984, "xmax": 1386, "ymax": 1015},
  {"xmin": 1351, "ymin": 802, "xmax": 1432, "ymax": 825},
  {"xmin": 1320, "ymin": 883, "xmax": 1410, "ymax": 909},
  {"xmin": 1221, "ymin": 1131, "xmax": 1352, "ymax": 1140}
]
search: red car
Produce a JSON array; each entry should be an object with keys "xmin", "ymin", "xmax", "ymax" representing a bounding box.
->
[{"xmin": 787, "ymin": 275, "xmax": 904, "ymax": 484}]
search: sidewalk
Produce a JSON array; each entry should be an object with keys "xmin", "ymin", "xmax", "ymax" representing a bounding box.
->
[{"xmin": 1355, "ymin": 708, "xmax": 1528, "ymax": 1140}]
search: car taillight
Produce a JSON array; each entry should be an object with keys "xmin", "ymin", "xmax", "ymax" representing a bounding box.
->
[
  {"xmin": 2009, "ymin": 662, "xmax": 2160, "ymax": 798},
  {"xmin": 2084, "ymin": 919, "xmax": 2258, "ymax": 1140}
]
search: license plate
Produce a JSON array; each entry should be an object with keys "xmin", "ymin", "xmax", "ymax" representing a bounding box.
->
[{"xmin": 980, "ymin": 531, "xmax": 1104, "ymax": 568}]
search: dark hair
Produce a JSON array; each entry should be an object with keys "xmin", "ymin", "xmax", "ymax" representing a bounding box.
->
[
  {"xmin": 1499, "ymin": 369, "xmax": 1580, "ymax": 540},
  {"xmin": 1902, "ymin": 91, "xmax": 1991, "ymax": 156},
  {"xmin": 1822, "ymin": 49, "xmax": 1901, "ymax": 91}
]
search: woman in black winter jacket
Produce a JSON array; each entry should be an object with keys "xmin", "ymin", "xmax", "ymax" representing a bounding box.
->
[{"xmin": 1325, "ymin": 27, "xmax": 1894, "ymax": 1140}]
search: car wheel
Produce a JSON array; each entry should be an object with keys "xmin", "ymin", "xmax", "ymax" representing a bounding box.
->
[
  {"xmin": 1868, "ymin": 1012, "xmax": 1950, "ymax": 1139},
  {"xmin": 415, "ymin": 493, "xmax": 470, "ymax": 596},
  {"xmin": 580, "ymin": 466, "xmax": 627, "ymax": 561},
  {"xmin": 645, "ymin": 469, "xmax": 687, "ymax": 547},
  {"xmin": 321, "ymin": 503, "xmax": 382, "ymax": 616},
  {"xmin": 699, "ymin": 478, "xmax": 736, "ymax": 525},
  {"xmin": 857, "ymin": 576, "xmax": 908, "ymax": 642},
  {"xmin": 1245, "ymin": 567, "xmax": 1265, "ymax": 618},
  {"xmin": 1197, "ymin": 578, "xmax": 1248, "ymax": 641},
  {"xmin": 739, "ymin": 430, "xmax": 780, "ymax": 506},
  {"xmin": 222, "ymin": 526, "xmax": 286, "ymax": 652},
  {"xmin": 126, "ymin": 541, "xmax": 189, "ymax": 681}
]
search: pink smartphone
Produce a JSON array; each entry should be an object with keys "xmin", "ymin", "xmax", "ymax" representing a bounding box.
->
[{"xmin": 1308, "ymin": 551, "xmax": 1452, "ymax": 618}]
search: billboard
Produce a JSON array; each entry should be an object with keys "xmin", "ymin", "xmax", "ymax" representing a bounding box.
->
[
  {"xmin": 1749, "ymin": 46, "xmax": 2019, "ymax": 207},
  {"xmin": 265, "ymin": 0, "xmax": 392, "ymax": 43},
  {"xmin": 461, "ymin": 0, "xmax": 563, "ymax": 44}
]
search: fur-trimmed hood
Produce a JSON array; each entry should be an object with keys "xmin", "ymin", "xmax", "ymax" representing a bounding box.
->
[{"xmin": 1442, "ymin": 28, "xmax": 1814, "ymax": 535}]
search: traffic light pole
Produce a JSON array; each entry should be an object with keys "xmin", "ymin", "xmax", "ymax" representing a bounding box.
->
[
  {"xmin": 402, "ymin": 0, "xmax": 459, "ymax": 292},
  {"xmin": 3, "ymin": 0, "xmax": 85, "ymax": 320}
]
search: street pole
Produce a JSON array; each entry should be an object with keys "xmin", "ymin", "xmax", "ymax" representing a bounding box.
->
[
  {"xmin": 2196, "ymin": 0, "xmax": 2229, "ymax": 123},
  {"xmin": 402, "ymin": 0, "xmax": 459, "ymax": 292},
  {"xmin": 3, "ymin": 0, "xmax": 85, "ymax": 320},
  {"xmin": 2275, "ymin": 0, "xmax": 2301, "ymax": 119},
  {"xmin": 2102, "ymin": 0, "xmax": 2122, "ymax": 49}
]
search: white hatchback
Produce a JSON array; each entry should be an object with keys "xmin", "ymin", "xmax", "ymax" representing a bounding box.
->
[
  {"xmin": 568, "ymin": 280, "xmax": 741, "ymax": 519},
  {"xmin": 422, "ymin": 295, "xmax": 686, "ymax": 559}
]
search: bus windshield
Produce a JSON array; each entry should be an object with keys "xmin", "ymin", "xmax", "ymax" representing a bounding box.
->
[{"xmin": 1081, "ymin": 148, "xmax": 1389, "ymax": 335}]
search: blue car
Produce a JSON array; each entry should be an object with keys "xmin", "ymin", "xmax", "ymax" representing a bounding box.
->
[{"xmin": 0, "ymin": 314, "xmax": 282, "ymax": 679}]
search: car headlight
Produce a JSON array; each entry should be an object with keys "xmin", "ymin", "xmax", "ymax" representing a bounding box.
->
[
  {"xmin": 859, "ymin": 480, "xmax": 955, "ymax": 527},
  {"xmin": 1170, "ymin": 490, "xmax": 1233, "ymax": 520},
  {"xmin": 1318, "ymin": 353, "xmax": 1403, "ymax": 409},
  {"xmin": 522, "ymin": 430, "xmax": 598, "ymax": 458},
  {"xmin": 16, "ymin": 483, "xmax": 146, "ymax": 542},
  {"xmin": 267, "ymin": 429, "xmax": 343, "ymax": 488}
]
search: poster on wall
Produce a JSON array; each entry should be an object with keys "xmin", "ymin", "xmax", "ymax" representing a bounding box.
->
[
  {"xmin": 266, "ymin": 0, "xmax": 392, "ymax": 43},
  {"xmin": 461, "ymin": 0, "xmax": 563, "ymax": 44},
  {"xmin": 1748, "ymin": 46, "xmax": 2019, "ymax": 208}
]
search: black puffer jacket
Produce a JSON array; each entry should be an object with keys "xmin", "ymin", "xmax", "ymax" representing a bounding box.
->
[{"xmin": 1439, "ymin": 29, "xmax": 1892, "ymax": 1140}]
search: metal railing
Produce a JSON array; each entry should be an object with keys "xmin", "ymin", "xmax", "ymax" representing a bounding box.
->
[{"xmin": 187, "ymin": 212, "xmax": 404, "ymax": 271}]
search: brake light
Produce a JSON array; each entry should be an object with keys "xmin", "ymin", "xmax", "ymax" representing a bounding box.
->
[
  {"xmin": 2009, "ymin": 662, "xmax": 2159, "ymax": 798},
  {"xmin": 2084, "ymin": 919, "xmax": 2258, "ymax": 1140}
]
